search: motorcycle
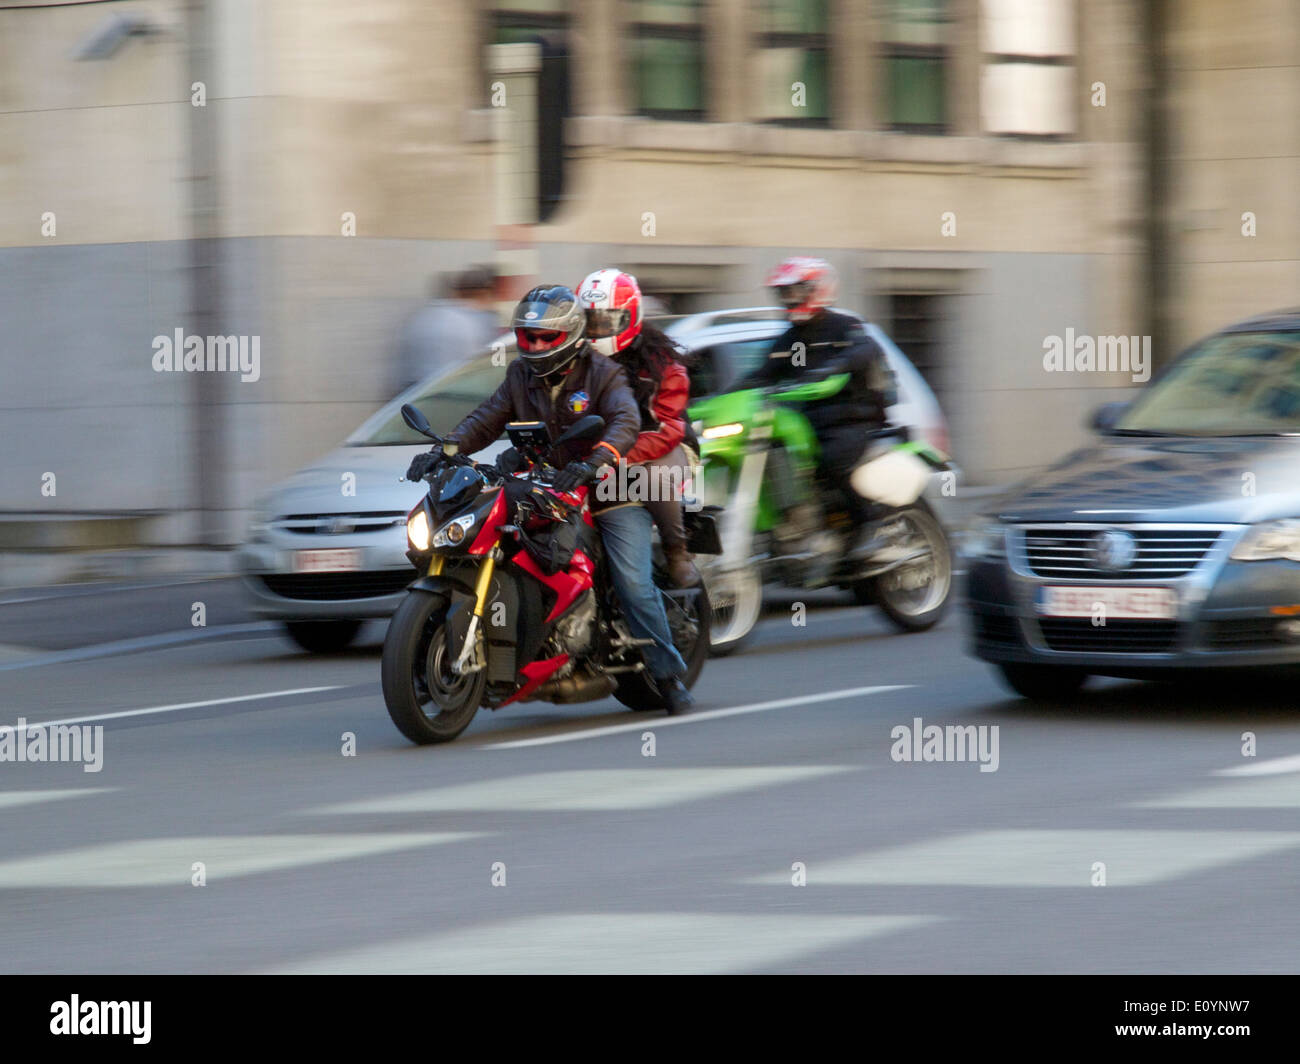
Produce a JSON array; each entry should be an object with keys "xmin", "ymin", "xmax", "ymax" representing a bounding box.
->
[
  {"xmin": 688, "ymin": 374, "xmax": 953, "ymax": 655},
  {"xmin": 382, "ymin": 404, "xmax": 713, "ymax": 744}
]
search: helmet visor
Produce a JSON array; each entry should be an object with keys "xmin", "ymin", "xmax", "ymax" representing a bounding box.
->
[
  {"xmin": 774, "ymin": 282, "xmax": 813, "ymax": 310},
  {"xmin": 515, "ymin": 327, "xmax": 567, "ymax": 353},
  {"xmin": 584, "ymin": 308, "xmax": 631, "ymax": 341}
]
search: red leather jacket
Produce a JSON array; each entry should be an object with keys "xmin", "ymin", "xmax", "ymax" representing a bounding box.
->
[{"xmin": 622, "ymin": 361, "xmax": 690, "ymax": 464}]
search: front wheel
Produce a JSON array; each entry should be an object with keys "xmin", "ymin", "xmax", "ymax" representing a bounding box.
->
[
  {"xmin": 381, "ymin": 592, "xmax": 484, "ymax": 744},
  {"xmin": 282, "ymin": 619, "xmax": 362, "ymax": 653},
  {"xmin": 614, "ymin": 584, "xmax": 712, "ymax": 712},
  {"xmin": 869, "ymin": 502, "xmax": 952, "ymax": 632},
  {"xmin": 703, "ymin": 565, "xmax": 763, "ymax": 657},
  {"xmin": 996, "ymin": 663, "xmax": 1088, "ymax": 700}
]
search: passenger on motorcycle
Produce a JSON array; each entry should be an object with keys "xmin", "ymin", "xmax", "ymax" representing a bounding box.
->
[
  {"xmin": 407, "ymin": 284, "xmax": 694, "ymax": 714},
  {"xmin": 738, "ymin": 257, "xmax": 899, "ymax": 557},
  {"xmin": 577, "ymin": 268, "xmax": 701, "ymax": 589}
]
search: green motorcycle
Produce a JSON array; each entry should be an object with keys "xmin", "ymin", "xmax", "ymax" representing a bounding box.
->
[{"xmin": 688, "ymin": 374, "xmax": 954, "ymax": 655}]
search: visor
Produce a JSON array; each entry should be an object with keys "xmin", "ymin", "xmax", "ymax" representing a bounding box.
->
[
  {"xmin": 584, "ymin": 308, "xmax": 631, "ymax": 340},
  {"xmin": 516, "ymin": 327, "xmax": 566, "ymax": 353}
]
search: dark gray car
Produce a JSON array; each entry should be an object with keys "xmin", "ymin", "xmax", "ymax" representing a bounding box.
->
[{"xmin": 965, "ymin": 309, "xmax": 1300, "ymax": 697}]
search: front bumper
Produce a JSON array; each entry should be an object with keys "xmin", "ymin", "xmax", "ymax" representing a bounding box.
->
[
  {"xmin": 965, "ymin": 525, "xmax": 1300, "ymax": 672},
  {"xmin": 237, "ymin": 535, "xmax": 415, "ymax": 621}
]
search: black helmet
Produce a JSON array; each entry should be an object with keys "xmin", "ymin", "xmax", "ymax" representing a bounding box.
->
[{"xmin": 512, "ymin": 285, "xmax": 586, "ymax": 382}]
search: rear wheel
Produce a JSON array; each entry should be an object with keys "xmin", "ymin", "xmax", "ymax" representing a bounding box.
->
[
  {"xmin": 996, "ymin": 663, "xmax": 1088, "ymax": 700},
  {"xmin": 381, "ymin": 592, "xmax": 484, "ymax": 744},
  {"xmin": 870, "ymin": 502, "xmax": 952, "ymax": 632},
  {"xmin": 282, "ymin": 619, "xmax": 362, "ymax": 653},
  {"xmin": 615, "ymin": 583, "xmax": 712, "ymax": 712}
]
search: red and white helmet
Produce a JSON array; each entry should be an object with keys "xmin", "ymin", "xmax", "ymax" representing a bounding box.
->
[
  {"xmin": 765, "ymin": 256, "xmax": 838, "ymax": 323},
  {"xmin": 576, "ymin": 268, "xmax": 644, "ymax": 356}
]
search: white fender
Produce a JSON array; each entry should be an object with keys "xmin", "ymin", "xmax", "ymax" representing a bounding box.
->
[{"xmin": 850, "ymin": 449, "xmax": 931, "ymax": 507}]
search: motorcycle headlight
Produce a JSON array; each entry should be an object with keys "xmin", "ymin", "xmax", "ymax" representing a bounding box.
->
[
  {"xmin": 433, "ymin": 513, "xmax": 476, "ymax": 548},
  {"xmin": 961, "ymin": 515, "xmax": 1007, "ymax": 560},
  {"xmin": 1231, "ymin": 519, "xmax": 1300, "ymax": 562},
  {"xmin": 407, "ymin": 509, "xmax": 431, "ymax": 552},
  {"xmin": 701, "ymin": 422, "xmax": 744, "ymax": 440}
]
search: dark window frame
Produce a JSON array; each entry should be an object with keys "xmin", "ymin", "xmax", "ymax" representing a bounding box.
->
[
  {"xmin": 756, "ymin": 6, "xmax": 832, "ymax": 127},
  {"xmin": 880, "ymin": 3, "xmax": 952, "ymax": 134},
  {"xmin": 629, "ymin": 8, "xmax": 708, "ymax": 122}
]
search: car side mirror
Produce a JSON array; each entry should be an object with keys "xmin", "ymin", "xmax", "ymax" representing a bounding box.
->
[
  {"xmin": 401, "ymin": 403, "xmax": 438, "ymax": 439},
  {"xmin": 556, "ymin": 414, "xmax": 606, "ymax": 445},
  {"xmin": 1089, "ymin": 401, "xmax": 1129, "ymax": 433}
]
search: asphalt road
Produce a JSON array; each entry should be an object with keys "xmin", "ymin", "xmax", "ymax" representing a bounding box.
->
[{"xmin": 1, "ymin": 577, "xmax": 1298, "ymax": 973}]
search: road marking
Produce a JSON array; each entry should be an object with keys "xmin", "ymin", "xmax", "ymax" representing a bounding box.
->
[
  {"xmin": 0, "ymin": 832, "xmax": 478, "ymax": 889},
  {"xmin": 0, "ymin": 789, "xmax": 114, "ymax": 811},
  {"xmin": 1136, "ymin": 776, "xmax": 1300, "ymax": 808},
  {"xmin": 1215, "ymin": 754, "xmax": 1300, "ymax": 778},
  {"xmin": 1, "ymin": 686, "xmax": 343, "ymax": 734},
  {"xmin": 0, "ymin": 622, "xmax": 279, "ymax": 672},
  {"xmin": 745, "ymin": 829, "xmax": 1300, "ymax": 888},
  {"xmin": 482, "ymin": 684, "xmax": 911, "ymax": 749},
  {"xmin": 310, "ymin": 765, "xmax": 857, "ymax": 815},
  {"xmin": 265, "ymin": 913, "xmax": 941, "ymax": 974}
]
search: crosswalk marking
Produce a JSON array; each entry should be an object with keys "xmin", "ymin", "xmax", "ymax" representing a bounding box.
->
[
  {"xmin": 1215, "ymin": 753, "xmax": 1300, "ymax": 778},
  {"xmin": 746, "ymin": 829, "xmax": 1300, "ymax": 888},
  {"xmin": 0, "ymin": 833, "xmax": 478, "ymax": 889},
  {"xmin": 265, "ymin": 913, "xmax": 942, "ymax": 974},
  {"xmin": 0, "ymin": 789, "xmax": 113, "ymax": 811},
  {"xmin": 308, "ymin": 766, "xmax": 857, "ymax": 814},
  {"xmin": 1135, "ymin": 775, "xmax": 1300, "ymax": 808}
]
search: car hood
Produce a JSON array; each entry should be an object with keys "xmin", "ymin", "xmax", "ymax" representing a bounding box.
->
[
  {"xmin": 992, "ymin": 436, "xmax": 1300, "ymax": 524},
  {"xmin": 258, "ymin": 439, "xmax": 509, "ymax": 518}
]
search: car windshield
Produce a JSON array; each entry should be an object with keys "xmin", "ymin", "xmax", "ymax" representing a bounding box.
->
[
  {"xmin": 710, "ymin": 337, "xmax": 784, "ymax": 380},
  {"xmin": 349, "ymin": 353, "xmax": 508, "ymax": 446},
  {"xmin": 1115, "ymin": 331, "xmax": 1300, "ymax": 436}
]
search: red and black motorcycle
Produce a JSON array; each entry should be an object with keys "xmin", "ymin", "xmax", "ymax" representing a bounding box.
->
[{"xmin": 381, "ymin": 404, "xmax": 714, "ymax": 744}]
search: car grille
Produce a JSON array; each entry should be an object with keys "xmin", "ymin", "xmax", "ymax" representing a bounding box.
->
[
  {"xmin": 273, "ymin": 511, "xmax": 406, "ymax": 536},
  {"xmin": 1205, "ymin": 618, "xmax": 1289, "ymax": 651},
  {"xmin": 1022, "ymin": 526, "xmax": 1223, "ymax": 579},
  {"xmin": 260, "ymin": 571, "xmax": 412, "ymax": 601},
  {"xmin": 1038, "ymin": 618, "xmax": 1179, "ymax": 654}
]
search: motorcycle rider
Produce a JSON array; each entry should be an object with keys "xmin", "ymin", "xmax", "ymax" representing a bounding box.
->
[
  {"xmin": 406, "ymin": 284, "xmax": 694, "ymax": 714},
  {"xmin": 738, "ymin": 257, "xmax": 898, "ymax": 557},
  {"xmin": 576, "ymin": 268, "xmax": 700, "ymax": 589}
]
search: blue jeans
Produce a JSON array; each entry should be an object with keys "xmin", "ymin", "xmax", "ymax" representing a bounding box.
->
[{"xmin": 595, "ymin": 504, "xmax": 687, "ymax": 679}]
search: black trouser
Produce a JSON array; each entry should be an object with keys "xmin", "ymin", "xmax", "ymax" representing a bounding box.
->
[{"xmin": 816, "ymin": 424, "xmax": 873, "ymax": 527}]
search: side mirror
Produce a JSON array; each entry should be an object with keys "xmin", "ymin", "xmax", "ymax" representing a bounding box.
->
[
  {"xmin": 401, "ymin": 403, "xmax": 438, "ymax": 439},
  {"xmin": 1089, "ymin": 401, "xmax": 1129, "ymax": 433},
  {"xmin": 556, "ymin": 414, "xmax": 606, "ymax": 446}
]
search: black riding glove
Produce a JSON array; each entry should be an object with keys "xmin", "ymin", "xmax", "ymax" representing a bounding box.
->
[
  {"xmin": 405, "ymin": 450, "xmax": 442, "ymax": 482},
  {"xmin": 496, "ymin": 446, "xmax": 527, "ymax": 475},
  {"xmin": 552, "ymin": 459, "xmax": 600, "ymax": 493}
]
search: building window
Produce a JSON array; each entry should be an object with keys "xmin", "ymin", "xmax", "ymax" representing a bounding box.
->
[
  {"xmin": 629, "ymin": 0, "xmax": 705, "ymax": 120},
  {"xmin": 889, "ymin": 291, "xmax": 947, "ymax": 399},
  {"xmin": 881, "ymin": 0, "xmax": 950, "ymax": 133},
  {"xmin": 981, "ymin": 0, "xmax": 1076, "ymax": 138},
  {"xmin": 492, "ymin": 0, "xmax": 568, "ymax": 43},
  {"xmin": 757, "ymin": 0, "xmax": 830, "ymax": 124}
]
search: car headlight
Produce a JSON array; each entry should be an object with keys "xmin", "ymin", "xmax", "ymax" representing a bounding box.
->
[
  {"xmin": 1231, "ymin": 519, "xmax": 1300, "ymax": 562},
  {"xmin": 701, "ymin": 422, "xmax": 744, "ymax": 440},
  {"xmin": 961, "ymin": 515, "xmax": 1007, "ymax": 560},
  {"xmin": 432, "ymin": 513, "xmax": 476, "ymax": 548},
  {"xmin": 407, "ymin": 509, "xmax": 431, "ymax": 552}
]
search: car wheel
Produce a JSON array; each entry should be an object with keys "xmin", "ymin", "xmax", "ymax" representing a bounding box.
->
[
  {"xmin": 282, "ymin": 619, "xmax": 363, "ymax": 653},
  {"xmin": 996, "ymin": 663, "xmax": 1088, "ymax": 700}
]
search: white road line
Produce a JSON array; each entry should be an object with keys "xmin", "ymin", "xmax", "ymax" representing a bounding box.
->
[
  {"xmin": 1215, "ymin": 754, "xmax": 1300, "ymax": 778},
  {"xmin": 483, "ymin": 684, "xmax": 911, "ymax": 749},
  {"xmin": 1, "ymin": 686, "xmax": 343, "ymax": 734},
  {"xmin": 0, "ymin": 789, "xmax": 114, "ymax": 810},
  {"xmin": 0, "ymin": 622, "xmax": 279, "ymax": 672}
]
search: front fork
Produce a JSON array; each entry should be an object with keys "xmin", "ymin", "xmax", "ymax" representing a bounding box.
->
[{"xmin": 449, "ymin": 549, "xmax": 498, "ymax": 675}]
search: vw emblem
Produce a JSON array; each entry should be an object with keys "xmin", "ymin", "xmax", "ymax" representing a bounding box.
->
[
  {"xmin": 1090, "ymin": 529, "xmax": 1137, "ymax": 571},
  {"xmin": 319, "ymin": 516, "xmax": 354, "ymax": 536}
]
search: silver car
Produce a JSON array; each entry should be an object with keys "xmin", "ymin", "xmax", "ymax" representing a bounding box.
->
[{"xmin": 239, "ymin": 309, "xmax": 950, "ymax": 651}]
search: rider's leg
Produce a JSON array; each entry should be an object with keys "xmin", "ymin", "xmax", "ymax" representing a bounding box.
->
[{"xmin": 595, "ymin": 504, "xmax": 688, "ymax": 680}]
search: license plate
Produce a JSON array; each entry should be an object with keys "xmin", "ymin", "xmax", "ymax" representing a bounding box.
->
[
  {"xmin": 1036, "ymin": 586, "xmax": 1177, "ymax": 620},
  {"xmin": 293, "ymin": 548, "xmax": 362, "ymax": 574}
]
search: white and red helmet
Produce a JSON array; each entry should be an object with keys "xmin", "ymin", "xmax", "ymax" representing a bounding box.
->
[
  {"xmin": 576, "ymin": 268, "xmax": 644, "ymax": 356},
  {"xmin": 765, "ymin": 256, "xmax": 838, "ymax": 323}
]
